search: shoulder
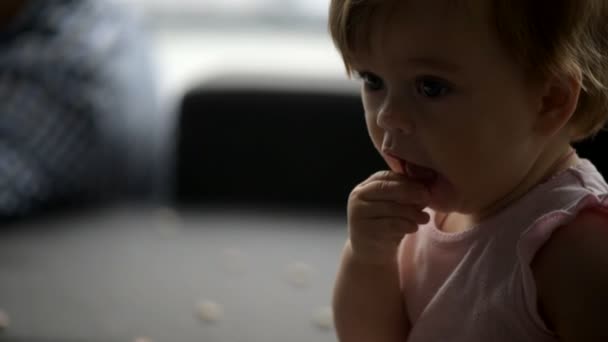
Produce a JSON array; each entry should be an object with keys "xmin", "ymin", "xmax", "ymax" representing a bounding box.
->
[{"xmin": 532, "ymin": 205, "xmax": 608, "ymax": 341}]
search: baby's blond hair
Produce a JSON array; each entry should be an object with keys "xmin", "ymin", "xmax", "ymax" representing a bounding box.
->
[{"xmin": 329, "ymin": 0, "xmax": 608, "ymax": 141}]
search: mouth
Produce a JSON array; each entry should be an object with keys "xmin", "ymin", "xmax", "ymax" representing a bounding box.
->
[
  {"xmin": 403, "ymin": 160, "xmax": 438, "ymax": 187},
  {"xmin": 387, "ymin": 153, "xmax": 439, "ymax": 187}
]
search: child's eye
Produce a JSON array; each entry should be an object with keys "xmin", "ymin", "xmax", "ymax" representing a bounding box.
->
[
  {"xmin": 356, "ymin": 71, "xmax": 384, "ymax": 91},
  {"xmin": 415, "ymin": 77, "xmax": 451, "ymax": 98}
]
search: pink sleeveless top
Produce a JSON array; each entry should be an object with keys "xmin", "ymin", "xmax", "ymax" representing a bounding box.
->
[{"xmin": 398, "ymin": 158, "xmax": 608, "ymax": 341}]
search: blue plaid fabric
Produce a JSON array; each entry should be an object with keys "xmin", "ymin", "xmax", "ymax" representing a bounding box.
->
[{"xmin": 0, "ymin": 0, "xmax": 160, "ymax": 218}]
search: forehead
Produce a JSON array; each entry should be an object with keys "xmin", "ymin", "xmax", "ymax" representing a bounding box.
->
[{"xmin": 348, "ymin": 0, "xmax": 494, "ymax": 69}]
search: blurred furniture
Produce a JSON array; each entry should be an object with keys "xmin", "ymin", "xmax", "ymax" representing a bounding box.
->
[
  {"xmin": 176, "ymin": 75, "xmax": 385, "ymax": 211},
  {"xmin": 175, "ymin": 75, "xmax": 608, "ymax": 212}
]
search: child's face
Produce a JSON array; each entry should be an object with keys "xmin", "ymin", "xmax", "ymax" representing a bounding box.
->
[{"xmin": 349, "ymin": 1, "xmax": 546, "ymax": 216}]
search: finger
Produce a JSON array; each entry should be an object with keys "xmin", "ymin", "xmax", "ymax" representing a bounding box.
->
[
  {"xmin": 352, "ymin": 179, "xmax": 430, "ymax": 205},
  {"xmin": 357, "ymin": 170, "xmax": 430, "ymax": 193},
  {"xmin": 358, "ymin": 170, "xmax": 405, "ymax": 186},
  {"xmin": 349, "ymin": 200, "xmax": 430, "ymax": 225}
]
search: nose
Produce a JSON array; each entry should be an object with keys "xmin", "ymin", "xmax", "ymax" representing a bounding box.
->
[{"xmin": 376, "ymin": 97, "xmax": 415, "ymax": 134}]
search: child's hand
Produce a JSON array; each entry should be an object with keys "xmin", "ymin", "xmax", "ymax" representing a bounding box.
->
[{"xmin": 347, "ymin": 170, "xmax": 431, "ymax": 265}]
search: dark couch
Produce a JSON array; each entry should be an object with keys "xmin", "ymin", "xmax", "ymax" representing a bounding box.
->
[{"xmin": 176, "ymin": 76, "xmax": 607, "ymax": 211}]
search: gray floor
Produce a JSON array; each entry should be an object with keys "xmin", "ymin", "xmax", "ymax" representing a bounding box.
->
[{"xmin": 0, "ymin": 207, "xmax": 347, "ymax": 342}]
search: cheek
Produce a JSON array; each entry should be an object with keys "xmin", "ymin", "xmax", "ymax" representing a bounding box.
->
[
  {"xmin": 429, "ymin": 126, "xmax": 532, "ymax": 206},
  {"xmin": 418, "ymin": 117, "xmax": 493, "ymax": 189},
  {"xmin": 365, "ymin": 114, "xmax": 383, "ymax": 150},
  {"xmin": 362, "ymin": 98, "xmax": 384, "ymax": 151}
]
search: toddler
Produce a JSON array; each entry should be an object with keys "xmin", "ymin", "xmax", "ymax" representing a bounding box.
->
[{"xmin": 329, "ymin": 1, "xmax": 608, "ymax": 341}]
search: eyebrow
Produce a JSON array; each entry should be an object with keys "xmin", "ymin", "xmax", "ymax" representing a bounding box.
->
[
  {"xmin": 350, "ymin": 55, "xmax": 462, "ymax": 75},
  {"xmin": 404, "ymin": 57, "xmax": 462, "ymax": 73}
]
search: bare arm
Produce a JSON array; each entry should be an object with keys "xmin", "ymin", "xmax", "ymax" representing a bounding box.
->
[
  {"xmin": 533, "ymin": 207, "xmax": 608, "ymax": 341},
  {"xmin": 333, "ymin": 241, "xmax": 410, "ymax": 342},
  {"xmin": 333, "ymin": 171, "xmax": 430, "ymax": 342}
]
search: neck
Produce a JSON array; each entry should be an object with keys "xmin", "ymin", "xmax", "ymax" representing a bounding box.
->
[
  {"xmin": 440, "ymin": 140, "xmax": 578, "ymax": 231},
  {"xmin": 481, "ymin": 142, "xmax": 578, "ymax": 219}
]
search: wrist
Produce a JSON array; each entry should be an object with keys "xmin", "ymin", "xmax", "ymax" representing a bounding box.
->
[{"xmin": 343, "ymin": 240, "xmax": 401, "ymax": 268}]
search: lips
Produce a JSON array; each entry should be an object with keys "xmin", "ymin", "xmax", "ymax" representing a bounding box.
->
[{"xmin": 393, "ymin": 157, "xmax": 438, "ymax": 187}]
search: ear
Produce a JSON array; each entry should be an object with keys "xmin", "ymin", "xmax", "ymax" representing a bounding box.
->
[{"xmin": 533, "ymin": 72, "xmax": 582, "ymax": 137}]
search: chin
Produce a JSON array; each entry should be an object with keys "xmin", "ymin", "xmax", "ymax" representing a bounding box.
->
[
  {"xmin": 427, "ymin": 201, "xmax": 458, "ymax": 214},
  {"xmin": 426, "ymin": 189, "xmax": 473, "ymax": 215}
]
